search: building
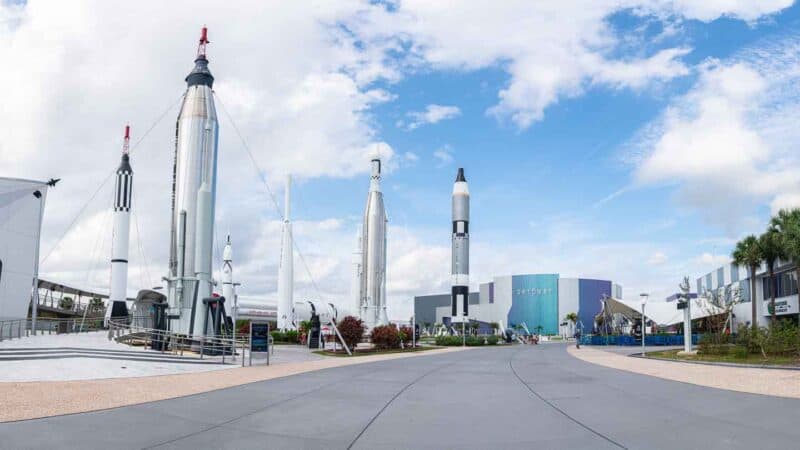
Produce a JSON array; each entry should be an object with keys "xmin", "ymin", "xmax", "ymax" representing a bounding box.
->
[
  {"xmin": 414, "ymin": 274, "xmax": 622, "ymax": 335},
  {"xmin": 697, "ymin": 259, "xmax": 799, "ymax": 329}
]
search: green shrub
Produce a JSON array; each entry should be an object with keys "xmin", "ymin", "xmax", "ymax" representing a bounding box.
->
[
  {"xmin": 699, "ymin": 333, "xmax": 730, "ymax": 355},
  {"xmin": 270, "ymin": 330, "xmax": 286, "ymax": 342},
  {"xmin": 434, "ymin": 335, "xmax": 462, "ymax": 346},
  {"xmin": 486, "ymin": 335, "xmax": 499, "ymax": 345},
  {"xmin": 465, "ymin": 336, "xmax": 484, "ymax": 346},
  {"xmin": 371, "ymin": 325, "xmax": 401, "ymax": 349},
  {"xmin": 284, "ymin": 330, "xmax": 299, "ymax": 343},
  {"xmin": 732, "ymin": 345, "xmax": 749, "ymax": 359}
]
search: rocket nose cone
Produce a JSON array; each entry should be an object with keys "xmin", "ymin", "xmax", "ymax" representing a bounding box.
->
[
  {"xmin": 186, "ymin": 56, "xmax": 214, "ymax": 88},
  {"xmin": 455, "ymin": 168, "xmax": 466, "ymax": 182}
]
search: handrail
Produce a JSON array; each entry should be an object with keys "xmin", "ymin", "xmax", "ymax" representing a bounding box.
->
[
  {"xmin": 0, "ymin": 317, "xmax": 106, "ymax": 341},
  {"xmin": 107, "ymin": 319, "xmax": 250, "ymax": 363}
]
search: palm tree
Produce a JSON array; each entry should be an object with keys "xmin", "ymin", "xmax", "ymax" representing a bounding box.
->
[
  {"xmin": 770, "ymin": 208, "xmax": 800, "ymax": 318},
  {"xmin": 732, "ymin": 235, "xmax": 763, "ymax": 331},
  {"xmin": 759, "ymin": 229, "xmax": 785, "ymax": 325},
  {"xmin": 565, "ymin": 312, "xmax": 578, "ymax": 337}
]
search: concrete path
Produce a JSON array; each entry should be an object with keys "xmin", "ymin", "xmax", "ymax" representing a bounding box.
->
[
  {"xmin": 569, "ymin": 345, "xmax": 800, "ymax": 398},
  {"xmin": 2, "ymin": 343, "xmax": 799, "ymax": 449}
]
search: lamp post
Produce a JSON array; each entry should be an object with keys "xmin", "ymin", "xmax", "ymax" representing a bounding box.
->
[{"xmin": 640, "ymin": 293, "xmax": 649, "ymax": 357}]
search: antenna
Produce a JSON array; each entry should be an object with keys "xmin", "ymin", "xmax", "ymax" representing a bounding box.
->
[
  {"xmin": 197, "ymin": 26, "xmax": 209, "ymax": 58},
  {"xmin": 122, "ymin": 124, "xmax": 130, "ymax": 155}
]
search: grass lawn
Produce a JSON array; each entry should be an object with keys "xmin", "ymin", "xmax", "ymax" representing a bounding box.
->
[
  {"xmin": 314, "ymin": 346, "xmax": 444, "ymax": 357},
  {"xmin": 646, "ymin": 349, "xmax": 800, "ymax": 367}
]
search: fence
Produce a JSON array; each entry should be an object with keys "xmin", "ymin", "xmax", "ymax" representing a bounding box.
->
[
  {"xmin": 0, "ymin": 317, "xmax": 107, "ymax": 341},
  {"xmin": 581, "ymin": 334, "xmax": 700, "ymax": 346}
]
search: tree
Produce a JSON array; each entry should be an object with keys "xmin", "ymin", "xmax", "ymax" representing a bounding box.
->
[
  {"xmin": 58, "ymin": 296, "xmax": 74, "ymax": 310},
  {"xmin": 759, "ymin": 229, "xmax": 785, "ymax": 325},
  {"xmin": 732, "ymin": 235, "xmax": 763, "ymax": 331},
  {"xmin": 771, "ymin": 208, "xmax": 800, "ymax": 321}
]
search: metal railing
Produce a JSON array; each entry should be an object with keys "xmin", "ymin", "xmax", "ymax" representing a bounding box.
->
[
  {"xmin": 107, "ymin": 319, "xmax": 264, "ymax": 365},
  {"xmin": 0, "ymin": 317, "xmax": 106, "ymax": 341}
]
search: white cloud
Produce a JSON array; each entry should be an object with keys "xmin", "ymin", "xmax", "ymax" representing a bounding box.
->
[
  {"xmin": 648, "ymin": 251, "xmax": 668, "ymax": 266},
  {"xmin": 694, "ymin": 252, "xmax": 730, "ymax": 268},
  {"xmin": 629, "ymin": 32, "xmax": 800, "ymax": 231},
  {"xmin": 351, "ymin": 0, "xmax": 789, "ymax": 128},
  {"xmin": 402, "ymin": 104, "xmax": 461, "ymax": 130},
  {"xmin": 433, "ymin": 145, "xmax": 454, "ymax": 166}
]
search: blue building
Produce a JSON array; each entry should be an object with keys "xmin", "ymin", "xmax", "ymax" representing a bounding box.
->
[{"xmin": 416, "ymin": 273, "xmax": 622, "ymax": 335}]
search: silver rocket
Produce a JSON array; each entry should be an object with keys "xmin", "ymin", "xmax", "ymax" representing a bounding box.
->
[
  {"xmin": 356, "ymin": 158, "xmax": 388, "ymax": 328},
  {"xmin": 277, "ymin": 175, "xmax": 294, "ymax": 331},
  {"xmin": 451, "ymin": 168, "xmax": 469, "ymax": 319},
  {"xmin": 165, "ymin": 27, "xmax": 220, "ymax": 336},
  {"xmin": 106, "ymin": 125, "xmax": 133, "ymax": 326}
]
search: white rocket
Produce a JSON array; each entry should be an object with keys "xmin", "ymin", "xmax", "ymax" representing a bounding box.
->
[
  {"xmin": 355, "ymin": 158, "xmax": 388, "ymax": 328},
  {"xmin": 221, "ymin": 235, "xmax": 235, "ymax": 320},
  {"xmin": 351, "ymin": 224, "xmax": 363, "ymax": 315},
  {"xmin": 451, "ymin": 168, "xmax": 469, "ymax": 320},
  {"xmin": 165, "ymin": 27, "xmax": 220, "ymax": 336},
  {"xmin": 277, "ymin": 175, "xmax": 294, "ymax": 330},
  {"xmin": 106, "ymin": 125, "xmax": 133, "ymax": 326}
]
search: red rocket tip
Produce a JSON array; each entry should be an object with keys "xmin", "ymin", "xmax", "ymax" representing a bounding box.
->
[
  {"xmin": 197, "ymin": 26, "xmax": 209, "ymax": 58},
  {"xmin": 122, "ymin": 124, "xmax": 130, "ymax": 155}
]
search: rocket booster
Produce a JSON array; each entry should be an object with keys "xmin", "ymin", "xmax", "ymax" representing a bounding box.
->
[
  {"xmin": 106, "ymin": 125, "xmax": 133, "ymax": 325},
  {"xmin": 221, "ymin": 235, "xmax": 234, "ymax": 315},
  {"xmin": 277, "ymin": 175, "xmax": 294, "ymax": 331},
  {"xmin": 358, "ymin": 158, "xmax": 388, "ymax": 328},
  {"xmin": 451, "ymin": 168, "xmax": 469, "ymax": 318},
  {"xmin": 351, "ymin": 224, "xmax": 363, "ymax": 316},
  {"xmin": 166, "ymin": 27, "xmax": 220, "ymax": 336}
]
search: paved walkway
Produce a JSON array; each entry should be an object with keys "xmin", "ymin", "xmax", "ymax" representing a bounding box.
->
[
  {"xmin": 0, "ymin": 346, "xmax": 465, "ymax": 422},
  {"xmin": 2, "ymin": 343, "xmax": 799, "ymax": 449},
  {"xmin": 569, "ymin": 345, "xmax": 800, "ymax": 398}
]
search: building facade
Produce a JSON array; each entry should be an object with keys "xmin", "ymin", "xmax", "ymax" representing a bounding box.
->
[
  {"xmin": 414, "ymin": 274, "xmax": 622, "ymax": 335},
  {"xmin": 697, "ymin": 259, "xmax": 800, "ymax": 329}
]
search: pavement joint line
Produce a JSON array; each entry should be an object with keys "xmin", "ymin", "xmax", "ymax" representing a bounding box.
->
[
  {"xmin": 568, "ymin": 345, "xmax": 800, "ymax": 399},
  {"xmin": 0, "ymin": 346, "xmax": 469, "ymax": 423},
  {"xmin": 346, "ymin": 356, "xmax": 456, "ymax": 450},
  {"xmin": 143, "ymin": 365, "xmax": 390, "ymax": 449},
  {"xmin": 509, "ymin": 347, "xmax": 628, "ymax": 449}
]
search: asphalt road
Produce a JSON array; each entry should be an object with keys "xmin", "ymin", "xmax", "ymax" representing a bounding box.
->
[{"xmin": 2, "ymin": 343, "xmax": 799, "ymax": 449}]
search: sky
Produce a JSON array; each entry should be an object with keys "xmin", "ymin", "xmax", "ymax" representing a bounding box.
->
[{"xmin": 2, "ymin": 0, "xmax": 800, "ymax": 319}]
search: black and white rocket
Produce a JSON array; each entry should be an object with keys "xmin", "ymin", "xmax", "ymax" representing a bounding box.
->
[
  {"xmin": 106, "ymin": 125, "xmax": 133, "ymax": 325},
  {"xmin": 355, "ymin": 158, "xmax": 388, "ymax": 328},
  {"xmin": 451, "ymin": 168, "xmax": 469, "ymax": 320},
  {"xmin": 165, "ymin": 27, "xmax": 220, "ymax": 336}
]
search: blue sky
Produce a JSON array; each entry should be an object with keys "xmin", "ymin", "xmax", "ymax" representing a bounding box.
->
[{"xmin": 3, "ymin": 1, "xmax": 800, "ymax": 317}]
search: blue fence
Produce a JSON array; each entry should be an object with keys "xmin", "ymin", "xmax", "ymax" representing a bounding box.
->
[{"xmin": 581, "ymin": 334, "xmax": 699, "ymax": 346}]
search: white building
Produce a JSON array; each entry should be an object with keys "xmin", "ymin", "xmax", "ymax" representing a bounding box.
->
[{"xmin": 697, "ymin": 259, "xmax": 799, "ymax": 329}]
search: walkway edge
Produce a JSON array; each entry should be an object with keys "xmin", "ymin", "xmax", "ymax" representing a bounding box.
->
[
  {"xmin": 0, "ymin": 347, "xmax": 468, "ymax": 423},
  {"xmin": 568, "ymin": 346, "xmax": 800, "ymax": 399}
]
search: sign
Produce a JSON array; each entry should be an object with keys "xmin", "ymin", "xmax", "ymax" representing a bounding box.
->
[
  {"xmin": 250, "ymin": 322, "xmax": 270, "ymax": 353},
  {"xmin": 677, "ymin": 301, "xmax": 688, "ymax": 310}
]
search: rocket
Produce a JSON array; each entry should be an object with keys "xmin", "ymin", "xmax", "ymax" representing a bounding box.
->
[
  {"xmin": 451, "ymin": 168, "xmax": 469, "ymax": 320},
  {"xmin": 165, "ymin": 27, "xmax": 220, "ymax": 336},
  {"xmin": 106, "ymin": 125, "xmax": 133, "ymax": 325},
  {"xmin": 221, "ymin": 235, "xmax": 235, "ymax": 322},
  {"xmin": 356, "ymin": 158, "xmax": 389, "ymax": 328},
  {"xmin": 351, "ymin": 224, "xmax": 363, "ymax": 316},
  {"xmin": 277, "ymin": 175, "xmax": 294, "ymax": 330}
]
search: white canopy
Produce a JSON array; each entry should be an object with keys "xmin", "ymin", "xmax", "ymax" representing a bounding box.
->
[
  {"xmin": 600, "ymin": 297, "xmax": 725, "ymax": 326},
  {"xmin": 0, "ymin": 178, "xmax": 49, "ymax": 320}
]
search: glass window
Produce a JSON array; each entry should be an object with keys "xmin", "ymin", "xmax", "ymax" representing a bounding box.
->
[
  {"xmin": 761, "ymin": 270, "xmax": 798, "ymax": 300},
  {"xmin": 717, "ymin": 268, "xmax": 724, "ymax": 288},
  {"xmin": 730, "ymin": 264, "xmax": 739, "ymax": 283},
  {"xmin": 739, "ymin": 280, "xmax": 750, "ymax": 303},
  {"xmin": 706, "ymin": 273, "xmax": 712, "ymax": 291}
]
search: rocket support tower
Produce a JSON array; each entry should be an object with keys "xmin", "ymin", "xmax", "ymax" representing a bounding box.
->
[
  {"xmin": 165, "ymin": 27, "xmax": 220, "ymax": 336},
  {"xmin": 356, "ymin": 159, "xmax": 388, "ymax": 328},
  {"xmin": 106, "ymin": 125, "xmax": 133, "ymax": 325},
  {"xmin": 451, "ymin": 168, "xmax": 469, "ymax": 320},
  {"xmin": 277, "ymin": 175, "xmax": 294, "ymax": 330}
]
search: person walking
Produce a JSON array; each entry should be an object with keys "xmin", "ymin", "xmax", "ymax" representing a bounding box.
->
[{"xmin": 574, "ymin": 329, "xmax": 581, "ymax": 349}]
